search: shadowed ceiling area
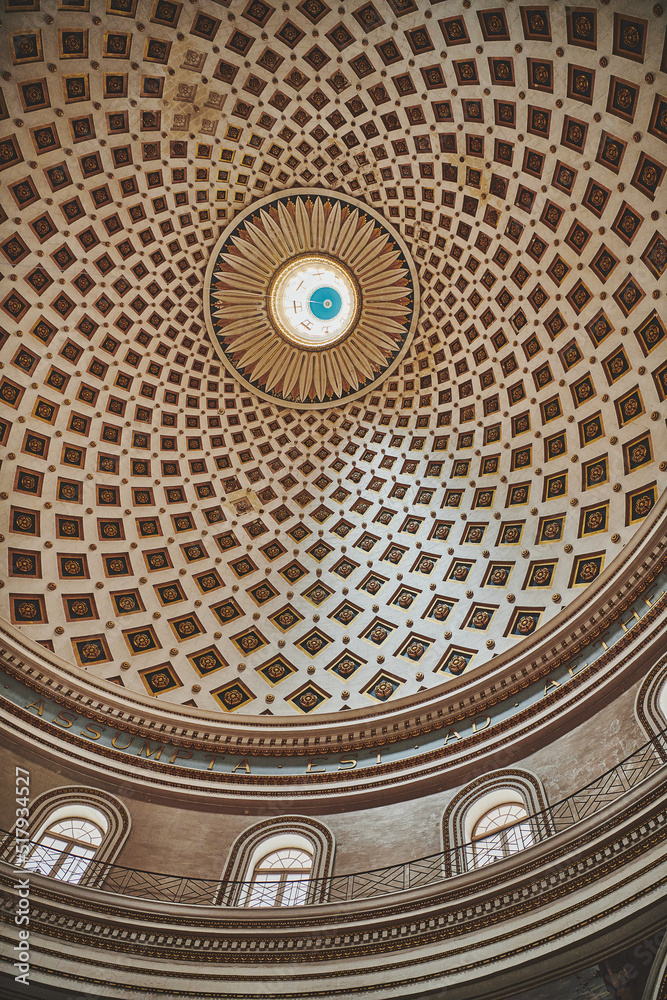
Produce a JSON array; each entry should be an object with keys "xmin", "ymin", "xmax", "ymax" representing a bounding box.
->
[{"xmin": 1, "ymin": 0, "xmax": 666, "ymax": 717}]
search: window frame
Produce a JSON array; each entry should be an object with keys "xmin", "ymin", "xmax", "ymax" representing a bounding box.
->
[
  {"xmin": 636, "ymin": 654, "xmax": 667, "ymax": 762},
  {"xmin": 24, "ymin": 816, "xmax": 105, "ymax": 883},
  {"xmin": 442, "ymin": 770, "xmax": 551, "ymax": 875},
  {"xmin": 2, "ymin": 786, "xmax": 130, "ymax": 888},
  {"xmin": 471, "ymin": 802, "xmax": 535, "ymax": 868},
  {"xmin": 219, "ymin": 816, "xmax": 335, "ymax": 907},
  {"xmin": 244, "ymin": 846, "xmax": 314, "ymax": 907}
]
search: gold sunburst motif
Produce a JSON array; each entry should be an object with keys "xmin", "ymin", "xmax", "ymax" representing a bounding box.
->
[{"xmin": 204, "ymin": 190, "xmax": 419, "ymax": 409}]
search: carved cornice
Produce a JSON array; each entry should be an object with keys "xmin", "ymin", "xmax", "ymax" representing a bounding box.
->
[
  {"xmin": 1, "ymin": 592, "xmax": 665, "ymax": 805},
  {"xmin": 0, "ymin": 494, "xmax": 665, "ymax": 803},
  {"xmin": 1, "ymin": 769, "xmax": 665, "ymax": 934},
  {"xmin": 1, "ymin": 782, "xmax": 666, "ymax": 1000}
]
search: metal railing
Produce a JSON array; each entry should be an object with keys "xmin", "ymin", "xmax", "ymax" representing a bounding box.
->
[{"xmin": 1, "ymin": 729, "xmax": 665, "ymax": 908}]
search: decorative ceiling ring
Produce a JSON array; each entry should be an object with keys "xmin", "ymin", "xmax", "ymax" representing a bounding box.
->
[{"xmin": 204, "ymin": 189, "xmax": 420, "ymax": 409}]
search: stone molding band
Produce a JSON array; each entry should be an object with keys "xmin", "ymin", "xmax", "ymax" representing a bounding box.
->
[
  {"xmin": 1, "ymin": 729, "xmax": 664, "ymax": 907},
  {"xmin": 0, "ymin": 491, "xmax": 664, "ymax": 768},
  {"xmin": 1, "ymin": 772, "xmax": 665, "ymax": 999}
]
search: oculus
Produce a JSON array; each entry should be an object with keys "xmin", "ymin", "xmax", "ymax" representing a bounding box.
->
[
  {"xmin": 204, "ymin": 189, "xmax": 419, "ymax": 408},
  {"xmin": 268, "ymin": 255, "xmax": 359, "ymax": 348}
]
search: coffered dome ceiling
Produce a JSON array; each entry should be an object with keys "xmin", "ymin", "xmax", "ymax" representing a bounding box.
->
[{"xmin": 1, "ymin": 0, "xmax": 666, "ymax": 718}]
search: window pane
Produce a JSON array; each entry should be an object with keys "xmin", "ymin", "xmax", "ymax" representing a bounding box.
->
[
  {"xmin": 245, "ymin": 844, "xmax": 314, "ymax": 907},
  {"xmin": 22, "ymin": 820, "xmax": 102, "ymax": 883},
  {"xmin": 47, "ymin": 819, "xmax": 103, "ymax": 846},
  {"xmin": 506, "ymin": 821, "xmax": 534, "ymax": 852},
  {"xmin": 281, "ymin": 875, "xmax": 309, "ymax": 906},
  {"xmin": 246, "ymin": 874, "xmax": 279, "ymax": 908},
  {"xmin": 471, "ymin": 802, "xmax": 534, "ymax": 868},
  {"xmin": 472, "ymin": 833, "xmax": 504, "ymax": 868},
  {"xmin": 24, "ymin": 840, "xmax": 64, "ymax": 877},
  {"xmin": 56, "ymin": 849, "xmax": 95, "ymax": 884},
  {"xmin": 474, "ymin": 803, "xmax": 528, "ymax": 837},
  {"xmin": 256, "ymin": 848, "xmax": 312, "ymax": 872}
]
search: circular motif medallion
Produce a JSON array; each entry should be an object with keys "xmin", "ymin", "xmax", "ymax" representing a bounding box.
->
[
  {"xmin": 268, "ymin": 255, "xmax": 359, "ymax": 347},
  {"xmin": 204, "ymin": 190, "xmax": 419, "ymax": 409}
]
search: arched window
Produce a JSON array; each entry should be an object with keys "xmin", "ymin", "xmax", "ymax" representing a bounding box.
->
[
  {"xmin": 442, "ymin": 770, "xmax": 551, "ymax": 875},
  {"xmin": 2, "ymin": 787, "xmax": 130, "ymax": 887},
  {"xmin": 220, "ymin": 816, "xmax": 335, "ymax": 906},
  {"xmin": 244, "ymin": 846, "xmax": 313, "ymax": 907},
  {"xmin": 471, "ymin": 802, "xmax": 534, "ymax": 868},
  {"xmin": 24, "ymin": 815, "xmax": 105, "ymax": 884},
  {"xmin": 636, "ymin": 652, "xmax": 667, "ymax": 762}
]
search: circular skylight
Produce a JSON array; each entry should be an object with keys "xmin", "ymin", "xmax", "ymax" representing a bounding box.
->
[
  {"xmin": 268, "ymin": 255, "xmax": 359, "ymax": 347},
  {"xmin": 205, "ymin": 191, "xmax": 418, "ymax": 408}
]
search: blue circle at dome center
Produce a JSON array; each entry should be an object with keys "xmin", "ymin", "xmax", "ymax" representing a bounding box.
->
[{"xmin": 309, "ymin": 286, "xmax": 342, "ymax": 321}]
